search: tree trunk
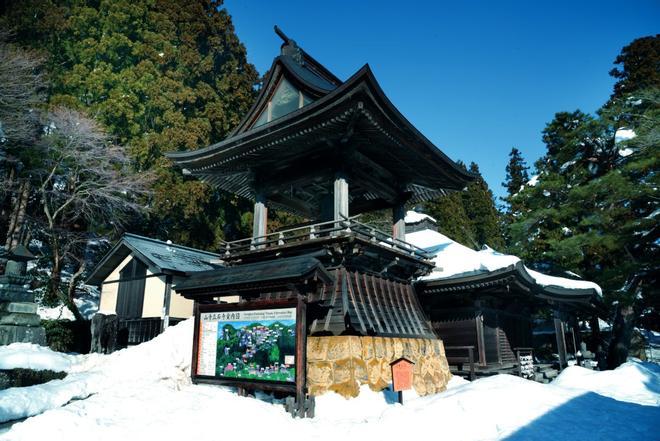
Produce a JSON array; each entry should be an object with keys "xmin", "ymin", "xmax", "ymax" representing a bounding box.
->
[
  {"xmin": 5, "ymin": 180, "xmax": 29, "ymax": 250},
  {"xmin": 607, "ymin": 303, "xmax": 635, "ymax": 369},
  {"xmin": 65, "ymin": 261, "xmax": 85, "ymax": 322}
]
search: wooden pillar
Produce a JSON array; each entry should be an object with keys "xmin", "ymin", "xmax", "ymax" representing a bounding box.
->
[
  {"xmin": 392, "ymin": 203, "xmax": 406, "ymax": 242},
  {"xmin": 333, "ymin": 172, "xmax": 348, "ymax": 229},
  {"xmin": 554, "ymin": 309, "xmax": 567, "ymax": 370},
  {"xmin": 252, "ymin": 191, "xmax": 268, "ymax": 243},
  {"xmin": 161, "ymin": 274, "xmax": 172, "ymax": 332}
]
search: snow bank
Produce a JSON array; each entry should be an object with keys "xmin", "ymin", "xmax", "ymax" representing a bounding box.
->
[
  {"xmin": 0, "ymin": 319, "xmax": 193, "ymax": 423},
  {"xmin": 405, "ymin": 227, "xmax": 602, "ymax": 295},
  {"xmin": 0, "ymin": 343, "xmax": 84, "ymax": 372},
  {"xmin": 552, "ymin": 361, "xmax": 660, "ymax": 406}
]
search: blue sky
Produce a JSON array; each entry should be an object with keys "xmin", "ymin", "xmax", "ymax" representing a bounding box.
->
[{"xmin": 223, "ymin": 0, "xmax": 659, "ymax": 200}]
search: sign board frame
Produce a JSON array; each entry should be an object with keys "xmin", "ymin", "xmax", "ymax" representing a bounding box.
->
[{"xmin": 191, "ymin": 298, "xmax": 306, "ymax": 396}]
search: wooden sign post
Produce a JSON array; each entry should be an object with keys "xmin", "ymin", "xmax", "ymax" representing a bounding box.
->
[{"xmin": 390, "ymin": 357, "xmax": 414, "ymax": 404}]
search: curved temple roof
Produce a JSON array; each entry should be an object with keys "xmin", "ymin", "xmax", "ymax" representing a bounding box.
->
[{"xmin": 167, "ymin": 27, "xmax": 475, "ymax": 216}]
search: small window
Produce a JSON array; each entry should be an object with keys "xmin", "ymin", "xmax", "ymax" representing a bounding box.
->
[{"xmin": 270, "ymin": 77, "xmax": 299, "ymax": 120}]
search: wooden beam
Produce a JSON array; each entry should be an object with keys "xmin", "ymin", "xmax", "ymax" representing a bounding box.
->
[
  {"xmin": 161, "ymin": 275, "xmax": 173, "ymax": 332},
  {"xmin": 268, "ymin": 193, "xmax": 314, "ymax": 218},
  {"xmin": 333, "ymin": 171, "xmax": 349, "ymax": 227},
  {"xmin": 252, "ymin": 192, "xmax": 268, "ymax": 243},
  {"xmin": 554, "ymin": 309, "xmax": 568, "ymax": 370},
  {"xmin": 392, "ymin": 203, "xmax": 406, "ymax": 241}
]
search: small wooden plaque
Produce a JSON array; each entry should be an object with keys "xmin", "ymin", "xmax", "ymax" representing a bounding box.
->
[{"xmin": 390, "ymin": 357, "xmax": 414, "ymax": 392}]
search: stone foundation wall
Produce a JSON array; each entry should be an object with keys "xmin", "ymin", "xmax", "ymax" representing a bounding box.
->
[{"xmin": 306, "ymin": 336, "xmax": 451, "ymax": 398}]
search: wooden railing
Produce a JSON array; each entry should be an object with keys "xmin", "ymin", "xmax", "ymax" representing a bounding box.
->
[
  {"xmin": 445, "ymin": 345, "xmax": 476, "ymax": 380},
  {"xmin": 219, "ymin": 216, "xmax": 433, "ymax": 261}
]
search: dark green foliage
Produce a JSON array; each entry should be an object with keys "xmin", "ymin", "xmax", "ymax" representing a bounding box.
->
[
  {"xmin": 610, "ymin": 35, "xmax": 660, "ymax": 99},
  {"xmin": 0, "ymin": 368, "xmax": 67, "ymax": 390},
  {"xmin": 424, "ymin": 192, "xmax": 478, "ymax": 248},
  {"xmin": 462, "ymin": 162, "xmax": 504, "ymax": 249},
  {"xmin": 502, "ymin": 147, "xmax": 529, "ymax": 199},
  {"xmin": 425, "ymin": 162, "xmax": 504, "ymax": 250},
  {"xmin": 2, "ymin": 0, "xmax": 259, "ymax": 248},
  {"xmin": 505, "ymin": 36, "xmax": 659, "ymax": 341},
  {"xmin": 42, "ymin": 319, "xmax": 91, "ymax": 353}
]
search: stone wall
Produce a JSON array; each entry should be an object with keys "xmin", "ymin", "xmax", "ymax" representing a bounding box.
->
[{"xmin": 306, "ymin": 336, "xmax": 451, "ymax": 398}]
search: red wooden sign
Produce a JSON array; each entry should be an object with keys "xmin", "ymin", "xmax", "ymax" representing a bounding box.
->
[{"xmin": 390, "ymin": 357, "xmax": 414, "ymax": 392}]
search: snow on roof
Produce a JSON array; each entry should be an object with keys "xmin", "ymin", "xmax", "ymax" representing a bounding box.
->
[
  {"xmin": 405, "ymin": 228, "xmax": 602, "ymax": 295},
  {"xmin": 404, "ymin": 210, "xmax": 436, "ymax": 224}
]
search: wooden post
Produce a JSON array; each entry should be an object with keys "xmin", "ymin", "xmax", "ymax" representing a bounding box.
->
[
  {"xmin": 161, "ymin": 274, "xmax": 172, "ymax": 332},
  {"xmin": 554, "ymin": 309, "xmax": 567, "ymax": 370},
  {"xmin": 295, "ymin": 295, "xmax": 307, "ymax": 417},
  {"xmin": 252, "ymin": 191, "xmax": 268, "ymax": 245},
  {"xmin": 333, "ymin": 172, "xmax": 348, "ymax": 232},
  {"xmin": 392, "ymin": 203, "xmax": 406, "ymax": 242}
]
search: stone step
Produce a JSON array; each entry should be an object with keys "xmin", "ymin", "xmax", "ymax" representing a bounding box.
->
[
  {"xmin": 0, "ymin": 312, "xmax": 41, "ymax": 326},
  {"xmin": 0, "ymin": 324, "xmax": 46, "ymax": 345},
  {"xmin": 0, "ymin": 302, "xmax": 38, "ymax": 314}
]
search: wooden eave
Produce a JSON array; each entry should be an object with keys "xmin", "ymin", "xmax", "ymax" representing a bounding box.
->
[
  {"xmin": 174, "ymin": 255, "xmax": 333, "ymax": 298},
  {"xmin": 222, "ymin": 234, "xmax": 435, "ymax": 283},
  {"xmin": 167, "ymin": 65, "xmax": 475, "ymax": 202}
]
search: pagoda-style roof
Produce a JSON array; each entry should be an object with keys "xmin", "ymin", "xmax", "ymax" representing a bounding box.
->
[{"xmin": 167, "ymin": 27, "xmax": 474, "ymax": 218}]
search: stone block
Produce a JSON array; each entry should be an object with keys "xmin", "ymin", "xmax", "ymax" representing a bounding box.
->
[
  {"xmin": 330, "ymin": 380, "xmax": 359, "ymax": 398},
  {"xmin": 326, "ymin": 337, "xmax": 351, "ymax": 361},
  {"xmin": 0, "ymin": 302, "xmax": 38, "ymax": 314},
  {"xmin": 348, "ymin": 336, "xmax": 362, "ymax": 358},
  {"xmin": 0, "ymin": 286, "xmax": 34, "ymax": 303},
  {"xmin": 351, "ymin": 357, "xmax": 368, "ymax": 383},
  {"xmin": 361, "ymin": 336, "xmax": 374, "ymax": 360},
  {"xmin": 373, "ymin": 337, "xmax": 385, "ymax": 358},
  {"xmin": 0, "ymin": 324, "xmax": 46, "ymax": 345},
  {"xmin": 332, "ymin": 358, "xmax": 354, "ymax": 384},
  {"xmin": 366, "ymin": 358, "xmax": 383, "ymax": 385},
  {"xmin": 306, "ymin": 337, "xmax": 329, "ymax": 361},
  {"xmin": 0, "ymin": 312, "xmax": 41, "ymax": 326},
  {"xmin": 307, "ymin": 361, "xmax": 333, "ymax": 387}
]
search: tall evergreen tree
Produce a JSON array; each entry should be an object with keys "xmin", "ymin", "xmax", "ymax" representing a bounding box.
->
[
  {"xmin": 424, "ymin": 191, "xmax": 478, "ymax": 249},
  {"xmin": 2, "ymin": 0, "xmax": 259, "ymax": 248},
  {"xmin": 462, "ymin": 162, "xmax": 504, "ymax": 249},
  {"xmin": 502, "ymin": 147, "xmax": 529, "ymax": 201},
  {"xmin": 609, "ymin": 35, "xmax": 660, "ymax": 99},
  {"xmin": 507, "ymin": 36, "xmax": 659, "ymax": 361}
]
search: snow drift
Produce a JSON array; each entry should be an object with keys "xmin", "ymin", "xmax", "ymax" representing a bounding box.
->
[{"xmin": 1, "ymin": 318, "xmax": 659, "ymax": 441}]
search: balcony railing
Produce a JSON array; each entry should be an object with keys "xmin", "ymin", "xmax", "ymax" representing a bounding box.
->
[{"xmin": 220, "ymin": 216, "xmax": 432, "ymax": 261}]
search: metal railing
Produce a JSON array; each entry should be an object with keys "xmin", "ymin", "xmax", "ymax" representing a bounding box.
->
[{"xmin": 220, "ymin": 215, "xmax": 433, "ymax": 261}]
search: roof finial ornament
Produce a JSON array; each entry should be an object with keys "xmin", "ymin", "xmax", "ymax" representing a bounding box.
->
[{"xmin": 274, "ymin": 25, "xmax": 303, "ymax": 65}]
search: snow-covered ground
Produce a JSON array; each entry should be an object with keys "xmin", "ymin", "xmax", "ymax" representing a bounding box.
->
[{"xmin": 1, "ymin": 319, "xmax": 658, "ymax": 441}]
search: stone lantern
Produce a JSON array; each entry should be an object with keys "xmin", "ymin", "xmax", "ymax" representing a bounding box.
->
[{"xmin": 0, "ymin": 245, "xmax": 46, "ymax": 345}]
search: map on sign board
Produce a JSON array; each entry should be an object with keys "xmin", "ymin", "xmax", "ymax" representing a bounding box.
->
[{"xmin": 197, "ymin": 308, "xmax": 296, "ymax": 383}]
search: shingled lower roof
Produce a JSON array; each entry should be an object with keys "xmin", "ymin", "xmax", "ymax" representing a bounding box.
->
[
  {"xmin": 86, "ymin": 234, "xmax": 222, "ymax": 285},
  {"xmin": 173, "ymin": 255, "xmax": 333, "ymax": 297}
]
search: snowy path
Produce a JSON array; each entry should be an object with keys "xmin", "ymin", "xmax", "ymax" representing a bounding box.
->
[{"xmin": 1, "ymin": 320, "xmax": 658, "ymax": 441}]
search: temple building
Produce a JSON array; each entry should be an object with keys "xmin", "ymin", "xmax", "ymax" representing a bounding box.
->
[
  {"xmin": 166, "ymin": 27, "xmax": 475, "ymax": 400},
  {"xmin": 404, "ymin": 211, "xmax": 603, "ymax": 378}
]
